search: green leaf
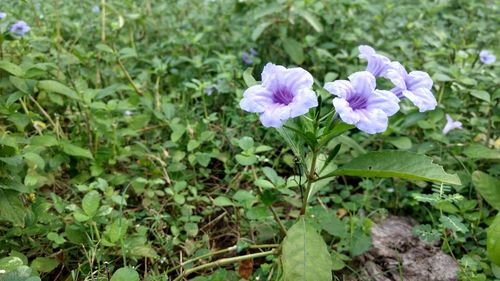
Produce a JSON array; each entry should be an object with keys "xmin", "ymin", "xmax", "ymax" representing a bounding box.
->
[
  {"xmin": 281, "ymin": 216, "xmax": 332, "ymax": 281},
  {"xmin": 0, "ymin": 190, "xmax": 26, "ymax": 227},
  {"xmin": 243, "ymin": 67, "xmax": 257, "ymax": 87},
  {"xmin": 235, "ymin": 154, "xmax": 257, "ymax": 166},
  {"xmin": 110, "ymin": 267, "xmax": 140, "ymax": 281},
  {"xmin": 30, "ymin": 135, "xmax": 59, "ymax": 147},
  {"xmin": 464, "ymin": 144, "xmax": 500, "ymax": 160},
  {"xmin": 9, "ymin": 76, "xmax": 32, "ymax": 94},
  {"xmin": 487, "ymin": 213, "xmax": 500, "ymax": 266},
  {"xmin": 252, "ymin": 21, "xmax": 273, "ymax": 41},
  {"xmin": 31, "ymin": 257, "xmax": 59, "ymax": 273},
  {"xmin": 333, "ymin": 151, "xmax": 461, "ymax": 185},
  {"xmin": 62, "ymin": 142, "xmax": 93, "ymax": 159},
  {"xmin": 283, "ymin": 38, "xmax": 305, "ymax": 65},
  {"xmin": 0, "ymin": 256, "xmax": 24, "ymax": 271},
  {"xmin": 185, "ymin": 222, "xmax": 199, "ymax": 237},
  {"xmin": 238, "ymin": 136, "xmax": 255, "ymax": 151},
  {"xmin": 350, "ymin": 233, "xmax": 372, "ymax": 256},
  {"xmin": 470, "ymin": 90, "xmax": 490, "ymax": 102},
  {"xmin": 213, "ymin": 196, "xmax": 234, "ymax": 207},
  {"xmin": 187, "ymin": 140, "xmax": 200, "ymax": 151},
  {"xmin": 0, "ymin": 60, "xmax": 25, "ymax": 77},
  {"xmin": 106, "ymin": 219, "xmax": 128, "ymax": 243},
  {"xmin": 82, "ymin": 191, "xmax": 100, "ymax": 217},
  {"xmin": 96, "ymin": 43, "xmax": 114, "ymax": 54},
  {"xmin": 472, "ymin": 171, "xmax": 500, "ymax": 210},
  {"xmin": 37, "ymin": 80, "xmax": 81, "ymax": 101},
  {"xmin": 387, "ymin": 137, "xmax": 412, "ymax": 150},
  {"xmin": 292, "ymin": 8, "xmax": 323, "ymax": 32},
  {"xmin": 439, "ymin": 215, "xmax": 468, "ymax": 233}
]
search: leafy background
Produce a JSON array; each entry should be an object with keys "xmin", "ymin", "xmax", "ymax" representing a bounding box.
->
[{"xmin": 0, "ymin": 0, "xmax": 498, "ymax": 280}]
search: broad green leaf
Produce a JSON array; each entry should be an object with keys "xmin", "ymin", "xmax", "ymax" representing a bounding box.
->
[
  {"xmin": 62, "ymin": 142, "xmax": 93, "ymax": 159},
  {"xmin": 253, "ymin": 3, "xmax": 284, "ymax": 20},
  {"xmin": 235, "ymin": 154, "xmax": 257, "ymax": 166},
  {"xmin": 470, "ymin": 90, "xmax": 490, "ymax": 102},
  {"xmin": 283, "ymin": 38, "xmax": 304, "ymax": 65},
  {"xmin": 0, "ymin": 257, "xmax": 24, "ymax": 271},
  {"xmin": 31, "ymin": 257, "xmax": 59, "ymax": 273},
  {"xmin": 184, "ymin": 222, "xmax": 199, "ymax": 237},
  {"xmin": 110, "ymin": 267, "xmax": 140, "ymax": 281},
  {"xmin": 464, "ymin": 144, "xmax": 500, "ymax": 160},
  {"xmin": 187, "ymin": 139, "xmax": 200, "ymax": 151},
  {"xmin": 243, "ymin": 67, "xmax": 257, "ymax": 87},
  {"xmin": 487, "ymin": 213, "xmax": 500, "ymax": 266},
  {"xmin": 439, "ymin": 215, "xmax": 468, "ymax": 233},
  {"xmin": 281, "ymin": 216, "xmax": 332, "ymax": 281},
  {"xmin": 0, "ymin": 60, "xmax": 25, "ymax": 77},
  {"xmin": 9, "ymin": 76, "xmax": 32, "ymax": 94},
  {"xmin": 252, "ymin": 21, "xmax": 273, "ymax": 41},
  {"xmin": 30, "ymin": 135, "xmax": 59, "ymax": 147},
  {"xmin": 238, "ymin": 136, "xmax": 255, "ymax": 150},
  {"xmin": 106, "ymin": 219, "xmax": 128, "ymax": 243},
  {"xmin": 37, "ymin": 80, "xmax": 81, "ymax": 101},
  {"xmin": 350, "ymin": 233, "xmax": 372, "ymax": 256},
  {"xmin": 0, "ymin": 190, "xmax": 26, "ymax": 227},
  {"xmin": 96, "ymin": 43, "xmax": 115, "ymax": 54},
  {"xmin": 333, "ymin": 151, "xmax": 461, "ymax": 185},
  {"xmin": 292, "ymin": 8, "xmax": 323, "ymax": 32},
  {"xmin": 82, "ymin": 191, "xmax": 100, "ymax": 217},
  {"xmin": 213, "ymin": 196, "xmax": 234, "ymax": 206},
  {"xmin": 387, "ymin": 137, "xmax": 412, "ymax": 150},
  {"xmin": 472, "ymin": 171, "xmax": 500, "ymax": 210}
]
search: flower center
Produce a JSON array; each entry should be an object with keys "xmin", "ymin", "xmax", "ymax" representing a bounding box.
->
[
  {"xmin": 347, "ymin": 94, "xmax": 368, "ymax": 110},
  {"xmin": 272, "ymin": 87, "xmax": 294, "ymax": 105}
]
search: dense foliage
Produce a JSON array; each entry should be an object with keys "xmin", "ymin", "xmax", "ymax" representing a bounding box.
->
[{"xmin": 0, "ymin": 0, "xmax": 498, "ymax": 280}]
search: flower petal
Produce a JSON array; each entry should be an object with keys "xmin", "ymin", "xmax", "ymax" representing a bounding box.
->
[
  {"xmin": 358, "ymin": 45, "xmax": 376, "ymax": 59},
  {"xmin": 402, "ymin": 88, "xmax": 437, "ymax": 112},
  {"xmin": 284, "ymin": 67, "xmax": 314, "ymax": 91},
  {"xmin": 259, "ymin": 105, "xmax": 292, "ymax": 128},
  {"xmin": 261, "ymin": 63, "xmax": 286, "ymax": 89},
  {"xmin": 239, "ymin": 85, "xmax": 273, "ymax": 113},
  {"xmin": 368, "ymin": 90, "xmax": 400, "ymax": 116},
  {"xmin": 289, "ymin": 88, "xmax": 318, "ymax": 117},
  {"xmin": 385, "ymin": 62, "xmax": 407, "ymax": 89},
  {"xmin": 407, "ymin": 71, "xmax": 433, "ymax": 90},
  {"xmin": 324, "ymin": 80, "xmax": 354, "ymax": 98},
  {"xmin": 355, "ymin": 108, "xmax": 389, "ymax": 134},
  {"xmin": 333, "ymin": 98, "xmax": 359, "ymax": 125},
  {"xmin": 349, "ymin": 71, "xmax": 376, "ymax": 96}
]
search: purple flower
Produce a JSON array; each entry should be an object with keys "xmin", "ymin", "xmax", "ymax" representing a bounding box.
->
[
  {"xmin": 324, "ymin": 71, "xmax": 400, "ymax": 134},
  {"xmin": 358, "ymin": 45, "xmax": 392, "ymax": 77},
  {"xmin": 242, "ymin": 52, "xmax": 253, "ymax": 65},
  {"xmin": 92, "ymin": 5, "xmax": 101, "ymax": 13},
  {"xmin": 385, "ymin": 62, "xmax": 437, "ymax": 112},
  {"xmin": 480, "ymin": 50, "xmax": 496, "ymax": 64},
  {"xmin": 249, "ymin": 48, "xmax": 258, "ymax": 56},
  {"xmin": 10, "ymin": 21, "xmax": 30, "ymax": 36},
  {"xmin": 442, "ymin": 114, "xmax": 462, "ymax": 134},
  {"xmin": 0, "ymin": 12, "xmax": 6, "ymax": 20},
  {"xmin": 240, "ymin": 63, "xmax": 318, "ymax": 128},
  {"xmin": 204, "ymin": 86, "xmax": 214, "ymax": 96}
]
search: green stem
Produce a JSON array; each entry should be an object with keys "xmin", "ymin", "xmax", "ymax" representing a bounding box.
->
[
  {"xmin": 269, "ymin": 205, "xmax": 287, "ymax": 236},
  {"xmin": 172, "ymin": 249, "xmax": 277, "ymax": 281},
  {"xmin": 165, "ymin": 244, "xmax": 278, "ymax": 275},
  {"xmin": 300, "ymin": 150, "xmax": 318, "ymax": 215}
]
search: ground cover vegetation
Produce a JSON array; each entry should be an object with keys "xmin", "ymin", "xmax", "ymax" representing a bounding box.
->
[{"xmin": 0, "ymin": 0, "xmax": 499, "ymax": 280}]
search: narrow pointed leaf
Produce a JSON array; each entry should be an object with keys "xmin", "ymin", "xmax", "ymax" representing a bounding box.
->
[{"xmin": 333, "ymin": 151, "xmax": 461, "ymax": 185}]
